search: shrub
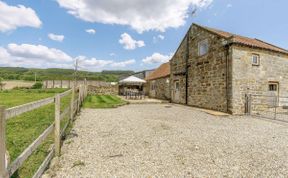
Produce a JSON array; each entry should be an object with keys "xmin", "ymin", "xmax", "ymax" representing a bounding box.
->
[{"xmin": 31, "ymin": 82, "xmax": 43, "ymax": 89}]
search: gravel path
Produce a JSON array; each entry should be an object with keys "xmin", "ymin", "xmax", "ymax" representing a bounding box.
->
[{"xmin": 51, "ymin": 104, "xmax": 288, "ymax": 177}]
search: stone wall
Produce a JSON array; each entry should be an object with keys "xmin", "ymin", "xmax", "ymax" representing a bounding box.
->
[
  {"xmin": 148, "ymin": 77, "xmax": 171, "ymax": 100},
  {"xmin": 87, "ymin": 85, "xmax": 118, "ymax": 95},
  {"xmin": 230, "ymin": 45, "xmax": 288, "ymax": 114},
  {"xmin": 43, "ymin": 80, "xmax": 111, "ymax": 89},
  {"xmin": 170, "ymin": 25, "xmax": 229, "ymax": 112}
]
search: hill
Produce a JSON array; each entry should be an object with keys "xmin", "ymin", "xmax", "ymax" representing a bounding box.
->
[{"xmin": 0, "ymin": 67, "xmax": 134, "ymax": 82}]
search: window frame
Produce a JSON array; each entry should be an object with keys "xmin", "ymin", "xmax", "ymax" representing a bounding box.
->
[
  {"xmin": 198, "ymin": 39, "xmax": 209, "ymax": 56},
  {"xmin": 268, "ymin": 82, "xmax": 278, "ymax": 92},
  {"xmin": 252, "ymin": 54, "xmax": 260, "ymax": 66}
]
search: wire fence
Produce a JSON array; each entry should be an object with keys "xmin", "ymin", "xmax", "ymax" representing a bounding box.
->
[{"xmin": 245, "ymin": 94, "xmax": 288, "ymax": 122}]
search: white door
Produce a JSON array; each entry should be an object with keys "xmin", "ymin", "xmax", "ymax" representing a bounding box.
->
[{"xmin": 173, "ymin": 81, "xmax": 180, "ymax": 103}]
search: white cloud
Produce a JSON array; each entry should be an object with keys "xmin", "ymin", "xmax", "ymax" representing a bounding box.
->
[
  {"xmin": 56, "ymin": 0, "xmax": 212, "ymax": 33},
  {"xmin": 6, "ymin": 43, "xmax": 73, "ymax": 63},
  {"xmin": 142, "ymin": 52, "xmax": 172, "ymax": 64},
  {"xmin": 0, "ymin": 43, "xmax": 136, "ymax": 71},
  {"xmin": 76, "ymin": 56, "xmax": 113, "ymax": 69},
  {"xmin": 153, "ymin": 34, "xmax": 165, "ymax": 43},
  {"xmin": 158, "ymin": 35, "xmax": 165, "ymax": 40},
  {"xmin": 86, "ymin": 29, "xmax": 96, "ymax": 34},
  {"xmin": 227, "ymin": 4, "xmax": 232, "ymax": 8},
  {"xmin": 109, "ymin": 53, "xmax": 116, "ymax": 56},
  {"xmin": 0, "ymin": 1, "xmax": 42, "ymax": 32},
  {"xmin": 48, "ymin": 33, "xmax": 65, "ymax": 42},
  {"xmin": 0, "ymin": 44, "xmax": 73, "ymax": 68},
  {"xmin": 111, "ymin": 59, "xmax": 135, "ymax": 67},
  {"xmin": 119, "ymin": 33, "xmax": 145, "ymax": 50}
]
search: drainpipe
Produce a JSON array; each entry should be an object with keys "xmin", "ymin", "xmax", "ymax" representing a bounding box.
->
[
  {"xmin": 185, "ymin": 27, "xmax": 191, "ymax": 105},
  {"xmin": 225, "ymin": 41, "xmax": 232, "ymax": 113}
]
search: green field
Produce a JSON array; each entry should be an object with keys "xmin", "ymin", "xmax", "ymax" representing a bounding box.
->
[
  {"xmin": 0, "ymin": 67, "xmax": 134, "ymax": 82},
  {"xmin": 83, "ymin": 95, "xmax": 127, "ymax": 108},
  {"xmin": 0, "ymin": 89, "xmax": 71, "ymax": 178}
]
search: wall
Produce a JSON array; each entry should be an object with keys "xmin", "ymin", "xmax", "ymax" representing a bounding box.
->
[
  {"xmin": 170, "ymin": 25, "xmax": 229, "ymax": 112},
  {"xmin": 148, "ymin": 77, "xmax": 171, "ymax": 100},
  {"xmin": 230, "ymin": 45, "xmax": 288, "ymax": 114},
  {"xmin": 88, "ymin": 85, "xmax": 118, "ymax": 95},
  {"xmin": 43, "ymin": 80, "xmax": 111, "ymax": 89}
]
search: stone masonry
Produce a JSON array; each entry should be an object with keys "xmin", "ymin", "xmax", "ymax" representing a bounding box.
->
[
  {"xmin": 148, "ymin": 77, "xmax": 171, "ymax": 100},
  {"xmin": 170, "ymin": 23, "xmax": 288, "ymax": 114},
  {"xmin": 170, "ymin": 24, "xmax": 228, "ymax": 112}
]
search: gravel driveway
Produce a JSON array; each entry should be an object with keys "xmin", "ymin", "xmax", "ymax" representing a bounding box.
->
[{"xmin": 51, "ymin": 104, "xmax": 288, "ymax": 177}]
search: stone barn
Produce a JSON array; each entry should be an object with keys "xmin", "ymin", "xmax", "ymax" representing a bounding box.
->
[
  {"xmin": 170, "ymin": 23, "xmax": 288, "ymax": 115},
  {"xmin": 146, "ymin": 62, "xmax": 171, "ymax": 100}
]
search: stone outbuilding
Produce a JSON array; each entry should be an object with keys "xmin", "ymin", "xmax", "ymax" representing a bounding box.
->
[
  {"xmin": 146, "ymin": 62, "xmax": 171, "ymax": 100},
  {"xmin": 170, "ymin": 23, "xmax": 288, "ymax": 114}
]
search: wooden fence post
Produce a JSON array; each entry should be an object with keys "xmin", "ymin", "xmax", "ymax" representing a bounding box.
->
[
  {"xmin": 0, "ymin": 106, "xmax": 8, "ymax": 178},
  {"xmin": 60, "ymin": 80, "xmax": 63, "ymax": 88},
  {"xmin": 78, "ymin": 86, "xmax": 82, "ymax": 112},
  {"xmin": 54, "ymin": 95, "xmax": 61, "ymax": 157},
  {"xmin": 52, "ymin": 80, "xmax": 55, "ymax": 89},
  {"xmin": 70, "ymin": 87, "xmax": 75, "ymax": 120}
]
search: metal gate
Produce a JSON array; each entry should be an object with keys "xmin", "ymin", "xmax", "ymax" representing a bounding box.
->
[{"xmin": 245, "ymin": 94, "xmax": 288, "ymax": 122}]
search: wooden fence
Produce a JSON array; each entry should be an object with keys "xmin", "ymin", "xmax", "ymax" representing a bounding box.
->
[{"xmin": 0, "ymin": 84, "xmax": 88, "ymax": 178}]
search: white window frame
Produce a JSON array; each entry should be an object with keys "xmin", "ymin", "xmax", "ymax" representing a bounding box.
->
[
  {"xmin": 252, "ymin": 54, "xmax": 260, "ymax": 66},
  {"xmin": 198, "ymin": 39, "xmax": 209, "ymax": 56}
]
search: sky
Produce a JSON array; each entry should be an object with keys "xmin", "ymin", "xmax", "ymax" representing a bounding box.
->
[{"xmin": 0, "ymin": 0, "xmax": 288, "ymax": 72}]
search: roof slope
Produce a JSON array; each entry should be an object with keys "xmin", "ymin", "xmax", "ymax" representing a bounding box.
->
[
  {"xmin": 195, "ymin": 24, "xmax": 288, "ymax": 54},
  {"xmin": 119, "ymin": 76, "xmax": 146, "ymax": 84},
  {"xmin": 146, "ymin": 62, "xmax": 170, "ymax": 81}
]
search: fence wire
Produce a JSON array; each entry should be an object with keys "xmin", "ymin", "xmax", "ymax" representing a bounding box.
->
[{"xmin": 246, "ymin": 94, "xmax": 288, "ymax": 122}]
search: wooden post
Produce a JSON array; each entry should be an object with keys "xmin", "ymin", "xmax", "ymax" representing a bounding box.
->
[
  {"xmin": 70, "ymin": 87, "xmax": 75, "ymax": 120},
  {"xmin": 54, "ymin": 95, "xmax": 61, "ymax": 156},
  {"xmin": 60, "ymin": 80, "xmax": 63, "ymax": 88},
  {"xmin": 68, "ymin": 80, "xmax": 71, "ymax": 89},
  {"xmin": 45, "ymin": 81, "xmax": 48, "ymax": 89},
  {"xmin": 84, "ymin": 79, "xmax": 87, "ymax": 98},
  {"xmin": 0, "ymin": 106, "xmax": 8, "ymax": 178},
  {"xmin": 78, "ymin": 86, "xmax": 81, "ymax": 112},
  {"xmin": 52, "ymin": 80, "xmax": 55, "ymax": 89}
]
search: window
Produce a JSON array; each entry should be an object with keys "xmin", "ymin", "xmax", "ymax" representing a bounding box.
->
[
  {"xmin": 252, "ymin": 54, "xmax": 260, "ymax": 66},
  {"xmin": 269, "ymin": 83, "xmax": 278, "ymax": 91},
  {"xmin": 198, "ymin": 39, "xmax": 209, "ymax": 56}
]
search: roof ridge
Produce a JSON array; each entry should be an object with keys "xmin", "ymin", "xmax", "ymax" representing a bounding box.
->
[
  {"xmin": 193, "ymin": 23, "xmax": 288, "ymax": 54},
  {"xmin": 254, "ymin": 38, "xmax": 288, "ymax": 52}
]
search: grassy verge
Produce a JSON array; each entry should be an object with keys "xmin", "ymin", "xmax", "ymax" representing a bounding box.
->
[
  {"xmin": 83, "ymin": 95, "xmax": 127, "ymax": 108},
  {"xmin": 0, "ymin": 89, "xmax": 71, "ymax": 178}
]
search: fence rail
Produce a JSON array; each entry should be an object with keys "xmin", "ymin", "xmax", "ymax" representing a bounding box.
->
[{"xmin": 0, "ymin": 83, "xmax": 88, "ymax": 178}]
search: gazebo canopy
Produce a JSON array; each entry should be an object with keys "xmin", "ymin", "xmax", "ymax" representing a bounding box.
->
[{"xmin": 119, "ymin": 76, "xmax": 146, "ymax": 85}]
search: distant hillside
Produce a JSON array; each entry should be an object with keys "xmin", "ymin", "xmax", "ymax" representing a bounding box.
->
[{"xmin": 0, "ymin": 67, "xmax": 134, "ymax": 82}]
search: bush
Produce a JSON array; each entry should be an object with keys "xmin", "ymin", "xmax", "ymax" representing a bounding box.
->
[{"xmin": 31, "ymin": 82, "xmax": 43, "ymax": 89}]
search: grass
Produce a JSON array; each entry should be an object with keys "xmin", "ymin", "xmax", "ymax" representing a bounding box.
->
[
  {"xmin": 0, "ymin": 89, "xmax": 72, "ymax": 178},
  {"xmin": 0, "ymin": 88, "xmax": 67, "ymax": 108},
  {"xmin": 83, "ymin": 95, "xmax": 127, "ymax": 108}
]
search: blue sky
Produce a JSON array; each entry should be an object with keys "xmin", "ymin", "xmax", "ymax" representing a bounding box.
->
[{"xmin": 0, "ymin": 0, "xmax": 287, "ymax": 72}]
